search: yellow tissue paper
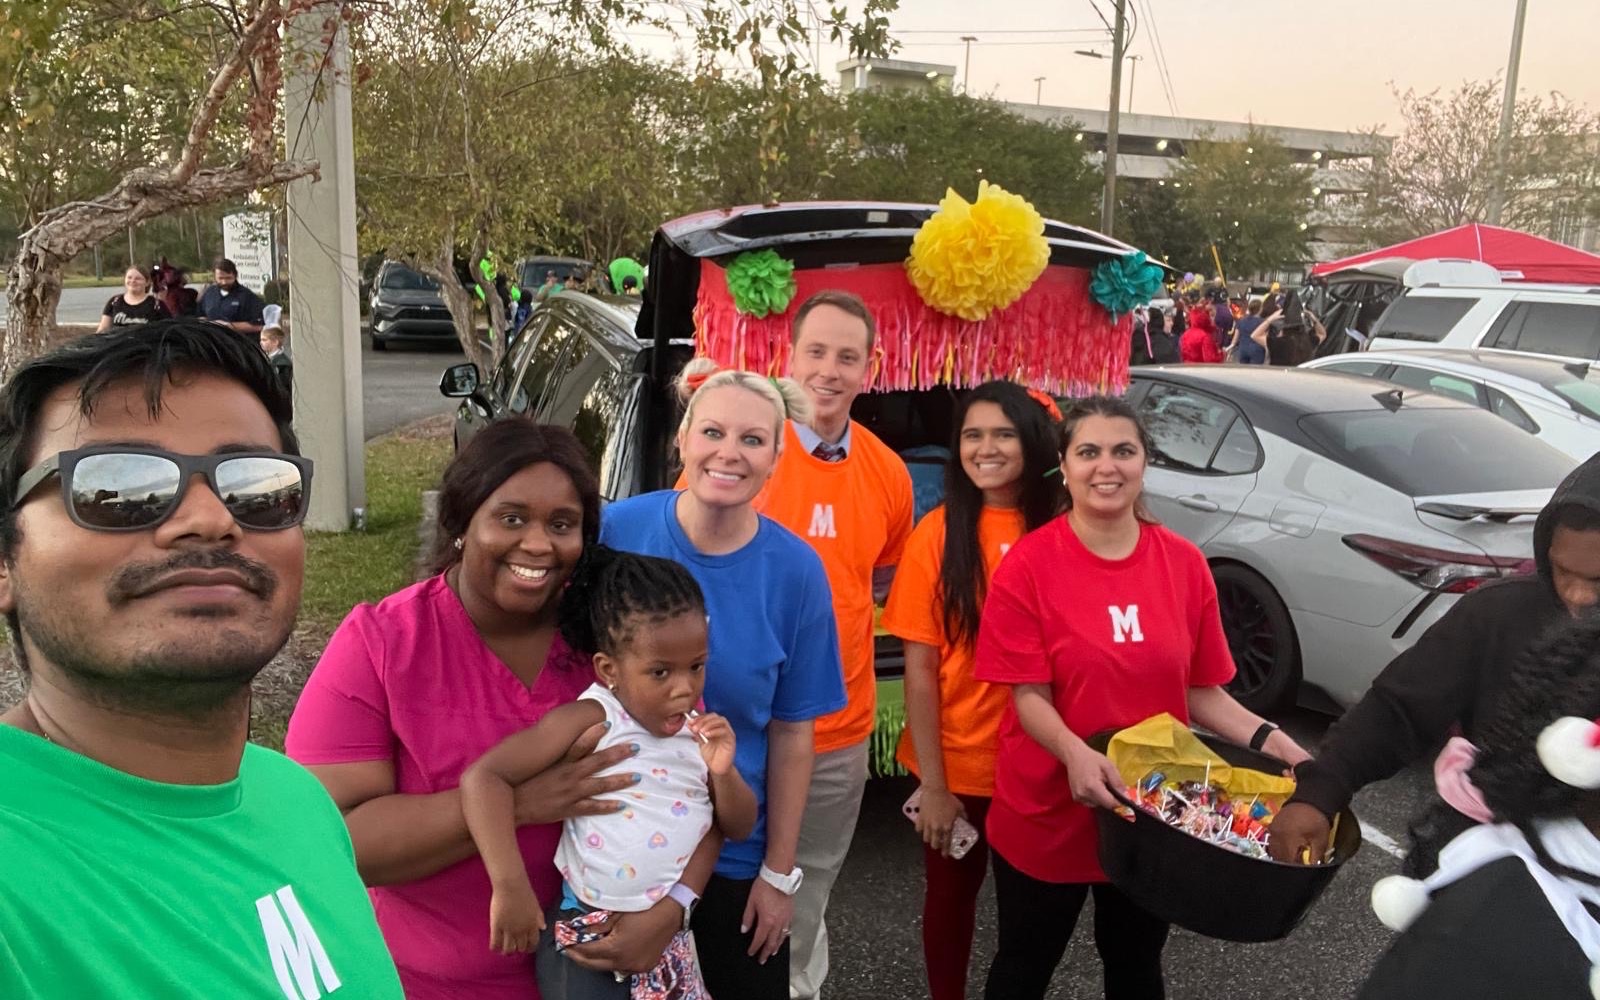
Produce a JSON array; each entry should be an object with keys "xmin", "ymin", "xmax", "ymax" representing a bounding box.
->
[
  {"xmin": 905, "ymin": 180, "xmax": 1050, "ymax": 321},
  {"xmin": 1106, "ymin": 713, "xmax": 1297, "ymax": 801}
]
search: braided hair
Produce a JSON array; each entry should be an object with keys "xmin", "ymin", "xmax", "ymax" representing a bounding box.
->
[
  {"xmin": 1409, "ymin": 614, "xmax": 1600, "ymax": 884},
  {"xmin": 557, "ymin": 544, "xmax": 707, "ymax": 658}
]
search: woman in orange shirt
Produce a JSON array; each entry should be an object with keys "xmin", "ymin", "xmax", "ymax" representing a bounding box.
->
[{"xmin": 882, "ymin": 380, "xmax": 1065, "ymax": 1000}]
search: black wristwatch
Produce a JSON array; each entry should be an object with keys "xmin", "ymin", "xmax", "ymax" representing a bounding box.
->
[{"xmin": 1249, "ymin": 722, "xmax": 1280, "ymax": 752}]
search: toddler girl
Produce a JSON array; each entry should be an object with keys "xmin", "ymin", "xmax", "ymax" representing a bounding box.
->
[{"xmin": 463, "ymin": 546, "xmax": 757, "ymax": 999}]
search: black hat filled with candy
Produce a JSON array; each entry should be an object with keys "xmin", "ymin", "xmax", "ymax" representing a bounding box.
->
[{"xmin": 1089, "ymin": 714, "xmax": 1362, "ymax": 943}]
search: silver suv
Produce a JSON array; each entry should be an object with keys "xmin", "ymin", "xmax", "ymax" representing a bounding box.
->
[{"xmin": 1365, "ymin": 283, "xmax": 1600, "ymax": 363}]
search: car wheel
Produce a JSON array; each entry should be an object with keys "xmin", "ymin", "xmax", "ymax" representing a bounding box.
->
[
  {"xmin": 371, "ymin": 334, "xmax": 387, "ymax": 351},
  {"xmin": 1212, "ymin": 563, "xmax": 1300, "ymax": 714}
]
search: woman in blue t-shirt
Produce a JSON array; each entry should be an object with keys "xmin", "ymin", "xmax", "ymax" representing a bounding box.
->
[{"xmin": 601, "ymin": 358, "xmax": 846, "ymax": 1000}]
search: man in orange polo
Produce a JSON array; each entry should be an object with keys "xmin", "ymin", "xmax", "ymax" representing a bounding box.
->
[{"xmin": 756, "ymin": 290, "xmax": 915, "ymax": 1000}]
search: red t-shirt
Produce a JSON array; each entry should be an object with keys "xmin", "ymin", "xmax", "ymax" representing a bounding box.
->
[{"xmin": 973, "ymin": 517, "xmax": 1235, "ymax": 883}]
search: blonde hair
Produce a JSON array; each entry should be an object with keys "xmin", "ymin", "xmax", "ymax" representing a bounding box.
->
[{"xmin": 674, "ymin": 357, "xmax": 812, "ymax": 444}]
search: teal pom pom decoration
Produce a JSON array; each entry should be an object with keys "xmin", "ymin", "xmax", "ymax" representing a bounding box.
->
[
  {"xmin": 725, "ymin": 250, "xmax": 797, "ymax": 318},
  {"xmin": 1090, "ymin": 251, "xmax": 1165, "ymax": 321}
]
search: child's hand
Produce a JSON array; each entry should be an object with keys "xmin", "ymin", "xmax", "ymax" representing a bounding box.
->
[
  {"xmin": 489, "ymin": 883, "xmax": 546, "ymax": 955},
  {"xmin": 689, "ymin": 712, "xmax": 736, "ymax": 775}
]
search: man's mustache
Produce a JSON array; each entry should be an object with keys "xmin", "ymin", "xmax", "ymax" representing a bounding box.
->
[{"xmin": 107, "ymin": 549, "xmax": 277, "ymax": 604}]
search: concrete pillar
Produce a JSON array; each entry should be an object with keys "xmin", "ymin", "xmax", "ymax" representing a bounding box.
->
[{"xmin": 284, "ymin": 6, "xmax": 365, "ymax": 531}]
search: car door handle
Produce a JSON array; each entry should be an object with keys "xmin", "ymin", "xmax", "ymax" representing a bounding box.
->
[{"xmin": 1177, "ymin": 495, "xmax": 1221, "ymax": 512}]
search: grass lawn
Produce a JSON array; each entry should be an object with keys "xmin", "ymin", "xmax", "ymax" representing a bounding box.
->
[{"xmin": 300, "ymin": 431, "xmax": 452, "ymax": 631}]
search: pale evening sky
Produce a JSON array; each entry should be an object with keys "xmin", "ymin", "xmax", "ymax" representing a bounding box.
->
[{"xmin": 628, "ymin": 0, "xmax": 1600, "ymax": 135}]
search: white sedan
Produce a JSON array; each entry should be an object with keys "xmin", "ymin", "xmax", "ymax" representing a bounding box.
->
[
  {"xmin": 1303, "ymin": 348, "xmax": 1600, "ymax": 463},
  {"xmin": 1127, "ymin": 366, "xmax": 1575, "ymax": 712}
]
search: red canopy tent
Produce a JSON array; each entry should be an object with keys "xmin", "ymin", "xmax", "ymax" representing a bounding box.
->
[{"xmin": 1310, "ymin": 223, "xmax": 1600, "ymax": 285}]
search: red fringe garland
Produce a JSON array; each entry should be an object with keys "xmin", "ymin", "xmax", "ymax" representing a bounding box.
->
[{"xmin": 693, "ymin": 260, "xmax": 1131, "ymax": 396}]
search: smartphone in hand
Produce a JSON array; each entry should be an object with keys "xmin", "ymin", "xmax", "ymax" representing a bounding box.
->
[{"xmin": 903, "ymin": 786, "xmax": 981, "ymax": 860}]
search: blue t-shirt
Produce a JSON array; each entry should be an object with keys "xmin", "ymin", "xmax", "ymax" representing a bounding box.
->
[
  {"xmin": 1235, "ymin": 316, "xmax": 1266, "ymax": 365},
  {"xmin": 601, "ymin": 491, "xmax": 846, "ymax": 879}
]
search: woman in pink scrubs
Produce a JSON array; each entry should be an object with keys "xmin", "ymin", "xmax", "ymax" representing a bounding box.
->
[{"xmin": 287, "ymin": 420, "xmax": 717, "ymax": 998}]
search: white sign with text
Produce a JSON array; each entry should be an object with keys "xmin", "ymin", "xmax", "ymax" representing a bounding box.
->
[{"xmin": 223, "ymin": 212, "xmax": 275, "ymax": 293}]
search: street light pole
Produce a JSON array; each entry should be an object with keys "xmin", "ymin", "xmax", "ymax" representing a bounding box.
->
[
  {"xmin": 960, "ymin": 36, "xmax": 977, "ymax": 94},
  {"xmin": 1034, "ymin": 76, "xmax": 1045, "ymax": 105},
  {"xmin": 1486, "ymin": 0, "xmax": 1529, "ymax": 225},
  {"xmin": 1102, "ymin": 0, "xmax": 1126, "ymax": 236},
  {"xmin": 1126, "ymin": 54, "xmax": 1141, "ymax": 113}
]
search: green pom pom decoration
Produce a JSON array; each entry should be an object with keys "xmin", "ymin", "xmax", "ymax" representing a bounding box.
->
[
  {"xmin": 1090, "ymin": 250, "xmax": 1165, "ymax": 321},
  {"xmin": 725, "ymin": 250, "xmax": 797, "ymax": 318}
]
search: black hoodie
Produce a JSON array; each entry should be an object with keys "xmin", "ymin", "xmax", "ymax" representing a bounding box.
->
[{"xmin": 1290, "ymin": 453, "xmax": 1600, "ymax": 821}]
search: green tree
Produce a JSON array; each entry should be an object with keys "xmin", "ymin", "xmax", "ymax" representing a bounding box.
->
[
  {"xmin": 827, "ymin": 88, "xmax": 1098, "ymax": 224},
  {"xmin": 352, "ymin": 0, "xmax": 897, "ymax": 366},
  {"xmin": 1120, "ymin": 181, "xmax": 1212, "ymax": 274},
  {"xmin": 3, "ymin": 0, "xmax": 315, "ymax": 367},
  {"xmin": 1356, "ymin": 80, "xmax": 1600, "ymax": 244},
  {"xmin": 1168, "ymin": 127, "xmax": 1313, "ymax": 279},
  {"xmin": 667, "ymin": 72, "xmax": 854, "ymax": 206}
]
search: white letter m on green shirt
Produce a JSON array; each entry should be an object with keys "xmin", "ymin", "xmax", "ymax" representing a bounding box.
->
[{"xmin": 257, "ymin": 885, "xmax": 342, "ymax": 999}]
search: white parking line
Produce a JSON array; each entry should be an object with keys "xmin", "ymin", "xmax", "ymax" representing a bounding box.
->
[{"xmin": 1360, "ymin": 820, "xmax": 1408, "ymax": 859}]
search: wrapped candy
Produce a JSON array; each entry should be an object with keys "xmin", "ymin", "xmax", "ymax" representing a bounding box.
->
[{"xmin": 1124, "ymin": 770, "xmax": 1284, "ymax": 861}]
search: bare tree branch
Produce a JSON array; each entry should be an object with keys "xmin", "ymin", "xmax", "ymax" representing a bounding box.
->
[{"xmin": 173, "ymin": 0, "xmax": 282, "ymax": 185}]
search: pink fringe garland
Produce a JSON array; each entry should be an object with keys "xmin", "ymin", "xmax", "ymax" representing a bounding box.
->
[{"xmin": 693, "ymin": 260, "xmax": 1131, "ymax": 396}]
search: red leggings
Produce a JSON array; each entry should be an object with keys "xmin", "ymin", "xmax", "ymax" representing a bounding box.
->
[{"xmin": 921, "ymin": 793, "xmax": 993, "ymax": 1000}]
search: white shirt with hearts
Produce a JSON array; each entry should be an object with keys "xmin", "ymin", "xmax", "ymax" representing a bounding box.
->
[{"xmin": 554, "ymin": 683, "xmax": 715, "ymax": 912}]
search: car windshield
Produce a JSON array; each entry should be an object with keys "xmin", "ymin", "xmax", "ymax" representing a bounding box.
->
[
  {"xmin": 520, "ymin": 262, "xmax": 581, "ymax": 288},
  {"xmin": 1548, "ymin": 373, "xmax": 1600, "ymax": 421},
  {"xmin": 381, "ymin": 267, "xmax": 439, "ymax": 291},
  {"xmin": 1300, "ymin": 405, "xmax": 1574, "ymax": 496}
]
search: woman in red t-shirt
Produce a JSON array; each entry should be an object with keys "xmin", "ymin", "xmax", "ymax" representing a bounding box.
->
[
  {"xmin": 883, "ymin": 381, "xmax": 1065, "ymax": 1000},
  {"xmin": 973, "ymin": 395, "xmax": 1310, "ymax": 1000}
]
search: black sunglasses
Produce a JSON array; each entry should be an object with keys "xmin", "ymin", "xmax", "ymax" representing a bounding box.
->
[{"xmin": 12, "ymin": 446, "xmax": 313, "ymax": 532}]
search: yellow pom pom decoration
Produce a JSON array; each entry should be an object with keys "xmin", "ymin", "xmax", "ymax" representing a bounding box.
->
[{"xmin": 905, "ymin": 181, "xmax": 1051, "ymax": 321}]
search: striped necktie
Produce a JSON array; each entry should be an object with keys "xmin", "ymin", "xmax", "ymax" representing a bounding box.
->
[{"xmin": 811, "ymin": 441, "xmax": 846, "ymax": 463}]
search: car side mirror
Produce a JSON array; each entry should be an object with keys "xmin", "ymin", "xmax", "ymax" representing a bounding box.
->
[{"xmin": 440, "ymin": 363, "xmax": 481, "ymax": 398}]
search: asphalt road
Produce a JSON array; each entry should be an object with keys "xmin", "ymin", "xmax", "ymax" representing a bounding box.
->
[
  {"xmin": 3, "ymin": 283, "xmax": 463, "ymax": 440},
  {"xmin": 358, "ymin": 337, "xmax": 463, "ymax": 440},
  {"xmin": 825, "ymin": 707, "xmax": 1431, "ymax": 1000}
]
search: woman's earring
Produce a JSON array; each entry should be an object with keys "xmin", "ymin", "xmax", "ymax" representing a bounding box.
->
[{"xmin": 453, "ymin": 537, "xmax": 463, "ymax": 551}]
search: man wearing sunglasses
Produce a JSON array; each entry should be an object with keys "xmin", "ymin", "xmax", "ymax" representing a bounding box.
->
[{"xmin": 0, "ymin": 319, "xmax": 402, "ymax": 998}]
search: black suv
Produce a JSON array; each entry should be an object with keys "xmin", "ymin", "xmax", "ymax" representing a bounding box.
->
[
  {"xmin": 368, "ymin": 261, "xmax": 459, "ymax": 351},
  {"xmin": 442, "ymin": 293, "xmax": 690, "ymax": 499}
]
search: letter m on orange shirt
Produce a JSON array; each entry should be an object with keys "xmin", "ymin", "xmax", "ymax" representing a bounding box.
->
[{"xmin": 807, "ymin": 503, "xmax": 838, "ymax": 539}]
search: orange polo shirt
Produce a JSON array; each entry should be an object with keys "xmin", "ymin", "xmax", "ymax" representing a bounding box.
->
[
  {"xmin": 880, "ymin": 505, "xmax": 1022, "ymax": 797},
  {"xmin": 753, "ymin": 421, "xmax": 914, "ymax": 754}
]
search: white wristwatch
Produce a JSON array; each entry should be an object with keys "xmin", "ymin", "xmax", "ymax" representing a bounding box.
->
[{"xmin": 759, "ymin": 862, "xmax": 804, "ymax": 895}]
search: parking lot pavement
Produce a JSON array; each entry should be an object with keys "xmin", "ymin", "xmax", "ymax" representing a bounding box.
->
[
  {"xmin": 360, "ymin": 336, "xmax": 463, "ymax": 440},
  {"xmin": 823, "ymin": 708, "xmax": 1430, "ymax": 999}
]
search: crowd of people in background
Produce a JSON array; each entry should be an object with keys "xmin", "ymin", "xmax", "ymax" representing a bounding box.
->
[{"xmin": 1131, "ymin": 282, "xmax": 1330, "ymax": 369}]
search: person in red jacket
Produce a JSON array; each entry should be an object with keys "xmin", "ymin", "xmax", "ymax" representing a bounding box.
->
[{"xmin": 1180, "ymin": 307, "xmax": 1226, "ymax": 363}]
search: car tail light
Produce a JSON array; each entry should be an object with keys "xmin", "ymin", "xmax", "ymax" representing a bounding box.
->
[{"xmin": 1342, "ymin": 534, "xmax": 1537, "ymax": 594}]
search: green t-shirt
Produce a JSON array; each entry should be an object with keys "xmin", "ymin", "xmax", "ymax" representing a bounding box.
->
[{"xmin": 0, "ymin": 725, "xmax": 403, "ymax": 999}]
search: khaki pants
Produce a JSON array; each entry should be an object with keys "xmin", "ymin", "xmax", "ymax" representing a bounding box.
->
[{"xmin": 788, "ymin": 740, "xmax": 870, "ymax": 1000}]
